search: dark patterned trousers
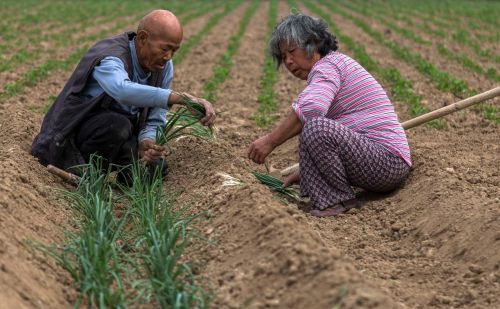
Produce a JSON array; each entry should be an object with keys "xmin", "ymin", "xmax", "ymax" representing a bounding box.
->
[{"xmin": 299, "ymin": 118, "xmax": 410, "ymax": 210}]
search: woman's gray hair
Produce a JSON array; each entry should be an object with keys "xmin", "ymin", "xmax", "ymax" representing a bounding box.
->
[{"xmin": 269, "ymin": 13, "xmax": 338, "ymax": 68}]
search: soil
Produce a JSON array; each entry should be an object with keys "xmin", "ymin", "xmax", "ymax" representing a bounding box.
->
[{"xmin": 0, "ymin": 1, "xmax": 498, "ymax": 309}]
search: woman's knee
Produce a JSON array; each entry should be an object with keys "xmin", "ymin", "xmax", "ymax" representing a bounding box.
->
[{"xmin": 301, "ymin": 118, "xmax": 341, "ymax": 149}]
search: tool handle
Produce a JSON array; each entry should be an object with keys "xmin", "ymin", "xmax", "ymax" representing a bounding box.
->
[{"xmin": 47, "ymin": 164, "xmax": 81, "ymax": 185}]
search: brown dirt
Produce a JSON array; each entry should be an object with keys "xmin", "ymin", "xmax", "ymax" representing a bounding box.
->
[{"xmin": 0, "ymin": 1, "xmax": 499, "ymax": 309}]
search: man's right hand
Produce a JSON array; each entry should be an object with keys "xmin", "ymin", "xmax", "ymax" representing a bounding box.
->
[{"xmin": 139, "ymin": 139, "xmax": 165, "ymax": 163}]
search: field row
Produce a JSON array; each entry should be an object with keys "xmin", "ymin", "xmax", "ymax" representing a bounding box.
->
[
  {"xmin": 1, "ymin": 0, "xmax": 498, "ymax": 307},
  {"xmin": 1, "ymin": 1, "xmax": 497, "ymax": 127}
]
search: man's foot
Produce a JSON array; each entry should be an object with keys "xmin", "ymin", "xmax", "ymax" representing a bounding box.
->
[{"xmin": 310, "ymin": 198, "xmax": 361, "ymax": 217}]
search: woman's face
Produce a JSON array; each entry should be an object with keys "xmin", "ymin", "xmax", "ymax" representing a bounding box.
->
[{"xmin": 280, "ymin": 44, "xmax": 321, "ymax": 80}]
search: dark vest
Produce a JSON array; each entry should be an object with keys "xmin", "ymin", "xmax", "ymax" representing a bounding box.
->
[{"xmin": 32, "ymin": 32, "xmax": 163, "ymax": 170}]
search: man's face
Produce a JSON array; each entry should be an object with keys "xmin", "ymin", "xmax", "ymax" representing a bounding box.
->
[
  {"xmin": 137, "ymin": 30, "xmax": 181, "ymax": 72},
  {"xmin": 280, "ymin": 43, "xmax": 320, "ymax": 80}
]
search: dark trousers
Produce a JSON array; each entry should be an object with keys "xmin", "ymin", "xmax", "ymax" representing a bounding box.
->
[
  {"xmin": 74, "ymin": 110, "xmax": 168, "ymax": 181},
  {"xmin": 74, "ymin": 110, "xmax": 137, "ymax": 168}
]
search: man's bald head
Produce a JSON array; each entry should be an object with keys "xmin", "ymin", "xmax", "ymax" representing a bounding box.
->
[
  {"xmin": 138, "ymin": 10, "xmax": 183, "ymax": 41},
  {"xmin": 135, "ymin": 9, "xmax": 183, "ymax": 72}
]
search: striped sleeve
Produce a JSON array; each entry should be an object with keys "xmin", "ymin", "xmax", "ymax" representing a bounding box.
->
[{"xmin": 292, "ymin": 66, "xmax": 340, "ymax": 123}]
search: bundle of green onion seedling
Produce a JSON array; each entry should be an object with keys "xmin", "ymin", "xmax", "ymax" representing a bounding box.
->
[
  {"xmin": 252, "ymin": 171, "xmax": 301, "ymax": 201},
  {"xmin": 155, "ymin": 93, "xmax": 213, "ymax": 145}
]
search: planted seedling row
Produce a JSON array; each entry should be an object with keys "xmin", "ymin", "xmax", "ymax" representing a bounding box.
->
[
  {"xmin": 202, "ymin": 0, "xmax": 261, "ymax": 103},
  {"xmin": 253, "ymin": 0, "xmax": 279, "ymax": 127}
]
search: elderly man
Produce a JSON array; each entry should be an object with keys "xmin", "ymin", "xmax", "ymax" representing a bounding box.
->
[{"xmin": 32, "ymin": 10, "xmax": 215, "ymax": 180}]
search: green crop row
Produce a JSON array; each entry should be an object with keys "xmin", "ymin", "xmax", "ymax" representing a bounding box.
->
[
  {"xmin": 0, "ymin": 1, "xmax": 207, "ymax": 74},
  {"xmin": 41, "ymin": 157, "xmax": 208, "ymax": 307},
  {"xmin": 346, "ymin": 0, "xmax": 499, "ymax": 63},
  {"xmin": 203, "ymin": 0, "xmax": 260, "ymax": 103},
  {"xmin": 375, "ymin": 0, "xmax": 499, "ymax": 34},
  {"xmin": 304, "ymin": 0, "xmax": 444, "ymax": 128},
  {"xmin": 253, "ymin": 0, "xmax": 279, "ymax": 127},
  {"xmin": 1, "ymin": 17, "xmax": 142, "ymax": 100},
  {"xmin": 1, "ymin": 2, "xmax": 221, "ymax": 101},
  {"xmin": 329, "ymin": 0, "xmax": 498, "ymax": 123},
  {"xmin": 339, "ymin": 1, "xmax": 499, "ymax": 82},
  {"xmin": 436, "ymin": 44, "xmax": 499, "ymax": 82},
  {"xmin": 174, "ymin": 0, "xmax": 242, "ymax": 66},
  {"xmin": 41, "ymin": 159, "xmax": 129, "ymax": 307},
  {"xmin": 0, "ymin": 1, "xmax": 208, "ymax": 75}
]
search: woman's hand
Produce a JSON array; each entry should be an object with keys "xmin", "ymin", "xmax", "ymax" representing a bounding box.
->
[
  {"xmin": 139, "ymin": 139, "xmax": 166, "ymax": 163},
  {"xmin": 247, "ymin": 134, "xmax": 276, "ymax": 164},
  {"xmin": 283, "ymin": 170, "xmax": 300, "ymax": 187}
]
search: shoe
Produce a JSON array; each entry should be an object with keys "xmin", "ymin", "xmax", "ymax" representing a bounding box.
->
[{"xmin": 310, "ymin": 198, "xmax": 362, "ymax": 217}]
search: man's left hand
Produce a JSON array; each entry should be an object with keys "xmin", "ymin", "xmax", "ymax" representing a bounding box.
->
[{"xmin": 192, "ymin": 96, "xmax": 216, "ymax": 126}]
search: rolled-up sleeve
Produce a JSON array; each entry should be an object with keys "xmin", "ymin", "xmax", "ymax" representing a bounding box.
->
[{"xmin": 292, "ymin": 67, "xmax": 340, "ymax": 123}]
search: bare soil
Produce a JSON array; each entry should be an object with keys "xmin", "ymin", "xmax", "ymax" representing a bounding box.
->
[{"xmin": 0, "ymin": 1, "xmax": 498, "ymax": 309}]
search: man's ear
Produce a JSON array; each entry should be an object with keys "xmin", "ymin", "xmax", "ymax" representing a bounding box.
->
[{"xmin": 136, "ymin": 30, "xmax": 149, "ymax": 45}]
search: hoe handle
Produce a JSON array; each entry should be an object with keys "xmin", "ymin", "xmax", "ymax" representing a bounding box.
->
[
  {"xmin": 401, "ymin": 86, "xmax": 500, "ymax": 129},
  {"xmin": 47, "ymin": 164, "xmax": 81, "ymax": 185}
]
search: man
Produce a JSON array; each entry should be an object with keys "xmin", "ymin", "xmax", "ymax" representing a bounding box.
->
[{"xmin": 32, "ymin": 10, "xmax": 215, "ymax": 179}]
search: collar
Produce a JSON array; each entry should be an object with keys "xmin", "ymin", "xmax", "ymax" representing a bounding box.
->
[{"xmin": 129, "ymin": 38, "xmax": 151, "ymax": 80}]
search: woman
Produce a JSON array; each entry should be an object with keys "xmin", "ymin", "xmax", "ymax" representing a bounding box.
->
[{"xmin": 247, "ymin": 13, "xmax": 411, "ymax": 217}]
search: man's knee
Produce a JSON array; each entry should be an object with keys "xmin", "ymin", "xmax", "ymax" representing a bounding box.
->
[
  {"xmin": 78, "ymin": 112, "xmax": 133, "ymax": 144},
  {"xmin": 102, "ymin": 114, "xmax": 133, "ymax": 143}
]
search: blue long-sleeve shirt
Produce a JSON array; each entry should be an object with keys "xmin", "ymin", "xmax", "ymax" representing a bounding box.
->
[{"xmin": 81, "ymin": 38, "xmax": 173, "ymax": 142}]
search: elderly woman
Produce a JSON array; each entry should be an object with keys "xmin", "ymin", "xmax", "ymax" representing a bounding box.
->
[{"xmin": 247, "ymin": 14, "xmax": 411, "ymax": 217}]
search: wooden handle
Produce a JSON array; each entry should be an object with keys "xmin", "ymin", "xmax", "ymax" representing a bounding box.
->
[
  {"xmin": 402, "ymin": 86, "xmax": 500, "ymax": 130},
  {"xmin": 47, "ymin": 164, "xmax": 81, "ymax": 185}
]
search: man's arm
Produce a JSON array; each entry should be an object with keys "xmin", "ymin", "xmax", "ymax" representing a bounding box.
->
[{"xmin": 93, "ymin": 56, "xmax": 171, "ymax": 109}]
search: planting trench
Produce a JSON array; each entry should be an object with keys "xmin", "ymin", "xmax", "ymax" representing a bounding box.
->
[{"xmin": 0, "ymin": 0, "xmax": 499, "ymax": 308}]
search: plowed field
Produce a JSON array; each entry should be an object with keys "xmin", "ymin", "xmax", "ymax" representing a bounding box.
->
[{"xmin": 0, "ymin": 0, "xmax": 498, "ymax": 308}]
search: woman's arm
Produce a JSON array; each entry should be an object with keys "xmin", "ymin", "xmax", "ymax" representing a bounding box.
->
[{"xmin": 247, "ymin": 110, "xmax": 302, "ymax": 164}]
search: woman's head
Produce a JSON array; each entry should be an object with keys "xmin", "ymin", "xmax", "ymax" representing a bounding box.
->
[{"xmin": 269, "ymin": 13, "xmax": 338, "ymax": 79}]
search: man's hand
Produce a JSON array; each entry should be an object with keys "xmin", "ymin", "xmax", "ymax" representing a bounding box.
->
[
  {"xmin": 283, "ymin": 170, "xmax": 300, "ymax": 187},
  {"xmin": 139, "ymin": 139, "xmax": 166, "ymax": 163},
  {"xmin": 191, "ymin": 96, "xmax": 216, "ymax": 126},
  {"xmin": 247, "ymin": 134, "xmax": 277, "ymax": 164},
  {"xmin": 170, "ymin": 92, "xmax": 216, "ymax": 126}
]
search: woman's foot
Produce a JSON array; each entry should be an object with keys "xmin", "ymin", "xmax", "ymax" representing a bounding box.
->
[{"xmin": 310, "ymin": 198, "xmax": 361, "ymax": 217}]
